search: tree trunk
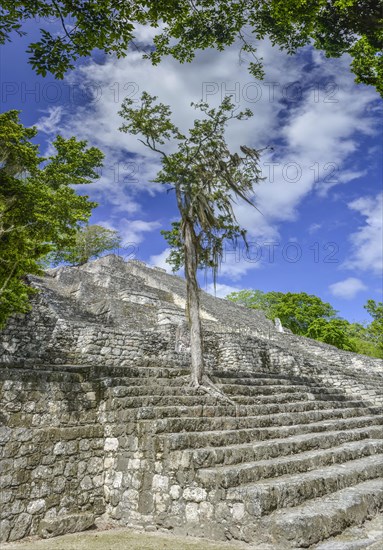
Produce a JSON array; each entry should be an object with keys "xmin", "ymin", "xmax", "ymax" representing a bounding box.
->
[{"xmin": 183, "ymin": 219, "xmax": 204, "ymax": 387}]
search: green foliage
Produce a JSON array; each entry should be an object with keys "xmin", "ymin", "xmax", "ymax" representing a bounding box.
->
[
  {"xmin": 148, "ymin": 0, "xmax": 383, "ymax": 97},
  {"xmin": 0, "ymin": 0, "xmax": 141, "ymax": 78},
  {"xmin": 227, "ymin": 288, "xmax": 383, "ymax": 357},
  {"xmin": 0, "ymin": 110, "xmax": 104, "ymax": 327},
  {"xmin": 227, "ymin": 289, "xmax": 336, "ymax": 335},
  {"xmin": 50, "ymin": 224, "xmax": 122, "ymax": 266},
  {"xmin": 364, "ymin": 299, "xmax": 383, "ymax": 354},
  {"xmin": 1, "ymin": 1, "xmax": 381, "ymax": 95},
  {"xmin": 226, "ymin": 289, "xmax": 277, "ymax": 318},
  {"xmin": 119, "ymin": 93, "xmax": 265, "ymax": 284},
  {"xmin": 306, "ymin": 318, "xmax": 356, "ymax": 352},
  {"xmin": 267, "ymin": 292, "xmax": 337, "ymax": 336}
]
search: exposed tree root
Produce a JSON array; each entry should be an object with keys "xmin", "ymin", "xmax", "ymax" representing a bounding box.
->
[{"xmin": 189, "ymin": 375, "xmax": 239, "ymax": 410}]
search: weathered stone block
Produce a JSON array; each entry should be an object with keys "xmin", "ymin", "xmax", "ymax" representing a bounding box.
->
[
  {"xmin": 0, "ymin": 519, "xmax": 11, "ymax": 542},
  {"xmin": 185, "ymin": 502, "xmax": 199, "ymax": 523},
  {"xmin": 183, "ymin": 487, "xmax": 207, "ymax": 503},
  {"xmin": 39, "ymin": 512, "xmax": 95, "ymax": 538},
  {"xmin": 8, "ymin": 512, "xmax": 32, "ymax": 541},
  {"xmin": 104, "ymin": 437, "xmax": 119, "ymax": 451},
  {"xmin": 27, "ymin": 499, "xmax": 46, "ymax": 515}
]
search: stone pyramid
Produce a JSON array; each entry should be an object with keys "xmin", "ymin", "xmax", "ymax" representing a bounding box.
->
[{"xmin": 0, "ymin": 255, "xmax": 382, "ymax": 547}]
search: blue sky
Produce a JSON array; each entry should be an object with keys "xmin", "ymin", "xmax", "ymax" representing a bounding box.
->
[{"xmin": 1, "ymin": 22, "xmax": 382, "ymax": 324}]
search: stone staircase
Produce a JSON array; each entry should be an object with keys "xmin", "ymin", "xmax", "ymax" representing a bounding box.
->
[
  {"xmin": 1, "ymin": 256, "xmax": 382, "ymax": 547},
  {"xmin": 96, "ymin": 364, "xmax": 383, "ymax": 548}
]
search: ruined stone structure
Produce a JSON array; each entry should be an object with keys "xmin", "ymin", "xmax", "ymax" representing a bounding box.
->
[{"xmin": 0, "ymin": 255, "xmax": 382, "ymax": 547}]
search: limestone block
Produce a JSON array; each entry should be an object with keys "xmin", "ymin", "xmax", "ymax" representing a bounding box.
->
[
  {"xmin": 199, "ymin": 501, "xmax": 214, "ymax": 519},
  {"xmin": 0, "ymin": 427, "xmax": 11, "ymax": 445},
  {"xmin": 0, "ymin": 519, "xmax": 11, "ymax": 542},
  {"xmin": 232, "ymin": 502, "xmax": 245, "ymax": 521},
  {"xmin": 87, "ymin": 456, "xmax": 103, "ymax": 474},
  {"xmin": 80, "ymin": 476, "xmax": 93, "ymax": 491},
  {"xmin": 185, "ymin": 502, "xmax": 199, "ymax": 523},
  {"xmin": 8, "ymin": 512, "xmax": 32, "ymax": 541},
  {"xmin": 104, "ymin": 437, "xmax": 119, "ymax": 451},
  {"xmin": 127, "ymin": 458, "xmax": 141, "ymax": 470},
  {"xmin": 93, "ymin": 474, "xmax": 104, "ymax": 488},
  {"xmin": 112, "ymin": 472, "xmax": 123, "ymax": 489},
  {"xmin": 53, "ymin": 442, "xmax": 66, "ymax": 455},
  {"xmin": 0, "ymin": 474, "xmax": 12, "ymax": 489},
  {"xmin": 86, "ymin": 392, "xmax": 96, "ymax": 401},
  {"xmin": 183, "ymin": 487, "xmax": 207, "ymax": 503},
  {"xmin": 10, "ymin": 500, "xmax": 26, "ymax": 514},
  {"xmin": 169, "ymin": 484, "xmax": 181, "ymax": 500},
  {"xmin": 104, "ymin": 457, "xmax": 115, "ymax": 469},
  {"xmin": 52, "ymin": 462, "xmax": 65, "ymax": 476},
  {"xmin": 39, "ymin": 512, "xmax": 94, "ymax": 538},
  {"xmin": 152, "ymin": 474, "xmax": 169, "ymax": 491}
]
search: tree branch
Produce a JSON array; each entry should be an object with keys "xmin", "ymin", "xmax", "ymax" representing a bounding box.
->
[{"xmin": 51, "ymin": 0, "xmax": 77, "ymax": 45}]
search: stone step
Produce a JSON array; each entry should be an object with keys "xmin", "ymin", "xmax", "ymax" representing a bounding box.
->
[
  {"xmin": 264, "ymin": 478, "xmax": 383, "ymax": 547},
  {"xmin": 160, "ymin": 414, "xmax": 383, "ymax": 451},
  {"xmin": 212, "ymin": 376, "xmax": 311, "ymax": 387},
  {"xmin": 107, "ymin": 385, "xmax": 207, "ymax": 397},
  {"xmin": 103, "ymin": 379, "xmax": 345, "ymax": 397},
  {"xmin": 134, "ymin": 399, "xmax": 371, "ymax": 420},
  {"xmin": 151, "ymin": 407, "xmax": 381, "ymax": 435},
  {"xmin": 106, "ymin": 394, "xmax": 223, "ymax": 408},
  {"xmin": 232, "ymin": 391, "xmax": 351, "ymax": 405},
  {"xmin": 174, "ymin": 424, "xmax": 383, "ymax": 469},
  {"xmin": 4, "ymin": 363, "xmax": 191, "ymax": 380},
  {"xmin": 220, "ymin": 383, "xmax": 348, "ymax": 397},
  {"xmin": 197, "ymin": 439, "xmax": 383, "ymax": 489},
  {"xmin": 105, "ymin": 384, "xmax": 351, "ymax": 399},
  {"xmin": 211, "ymin": 370, "xmax": 305, "ymax": 381},
  {"xmin": 101, "ymin": 376, "xmax": 191, "ymax": 388},
  {"xmin": 102, "ymin": 405, "xmax": 378, "ymax": 426},
  {"xmin": 226, "ymin": 454, "xmax": 383, "ymax": 517},
  {"xmin": 0, "ymin": 368, "xmax": 84, "ymax": 383},
  {"xmin": 97, "ymin": 365, "xmax": 190, "ymax": 380}
]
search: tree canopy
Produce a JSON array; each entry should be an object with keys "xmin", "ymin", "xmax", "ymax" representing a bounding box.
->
[
  {"xmin": 306, "ymin": 318, "xmax": 356, "ymax": 352},
  {"xmin": 0, "ymin": 110, "xmax": 103, "ymax": 327},
  {"xmin": 1, "ymin": 1, "xmax": 381, "ymax": 95},
  {"xmin": 227, "ymin": 289, "xmax": 336, "ymax": 335},
  {"xmin": 364, "ymin": 299, "xmax": 383, "ymax": 355},
  {"xmin": 119, "ymin": 93, "xmax": 265, "ymax": 389},
  {"xmin": 50, "ymin": 224, "xmax": 122, "ymax": 266},
  {"xmin": 226, "ymin": 289, "xmax": 383, "ymax": 357}
]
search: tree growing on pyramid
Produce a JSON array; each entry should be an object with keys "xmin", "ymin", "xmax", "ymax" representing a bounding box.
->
[{"xmin": 119, "ymin": 93, "xmax": 265, "ymax": 394}]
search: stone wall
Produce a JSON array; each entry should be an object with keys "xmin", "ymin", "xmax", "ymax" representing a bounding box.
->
[
  {"xmin": 206, "ymin": 329, "xmax": 383, "ymax": 407},
  {"xmin": 0, "ymin": 367, "xmax": 104, "ymax": 542},
  {"xmin": 1, "ymin": 324, "xmax": 382, "ymax": 543},
  {"xmin": 1, "ymin": 256, "xmax": 382, "ymax": 544}
]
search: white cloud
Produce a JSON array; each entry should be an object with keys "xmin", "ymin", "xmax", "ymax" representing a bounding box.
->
[
  {"xmin": 345, "ymin": 192, "xmax": 383, "ymax": 274},
  {"xmin": 308, "ymin": 223, "xmax": 322, "ymax": 234},
  {"xmin": 149, "ymin": 248, "xmax": 173, "ymax": 273},
  {"xmin": 34, "ymin": 32, "xmax": 380, "ymax": 284},
  {"xmin": 120, "ymin": 219, "xmax": 162, "ymax": 245},
  {"xmin": 204, "ymin": 282, "xmax": 240, "ymax": 298},
  {"xmin": 149, "ymin": 243, "xmax": 265, "ymax": 281},
  {"xmin": 97, "ymin": 218, "xmax": 161, "ymax": 246},
  {"xmin": 329, "ymin": 277, "xmax": 367, "ymax": 299},
  {"xmin": 36, "ymin": 106, "xmax": 64, "ymax": 135}
]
